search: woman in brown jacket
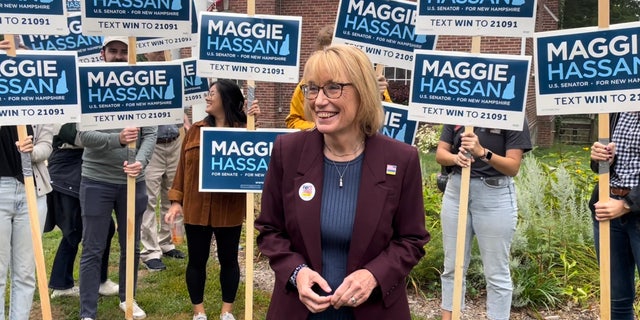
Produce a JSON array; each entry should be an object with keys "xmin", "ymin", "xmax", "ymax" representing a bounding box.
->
[{"xmin": 166, "ymin": 79, "xmax": 260, "ymax": 320}]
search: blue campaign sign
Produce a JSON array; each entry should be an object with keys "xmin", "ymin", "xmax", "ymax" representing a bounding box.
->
[
  {"xmin": 409, "ymin": 50, "xmax": 531, "ymax": 131},
  {"xmin": 0, "ymin": 50, "xmax": 80, "ymax": 125},
  {"xmin": 199, "ymin": 128, "xmax": 295, "ymax": 193},
  {"xmin": 136, "ymin": 0, "xmax": 198, "ymax": 53},
  {"xmin": 180, "ymin": 58, "xmax": 209, "ymax": 106},
  {"xmin": 535, "ymin": 22, "xmax": 640, "ymax": 115},
  {"xmin": 78, "ymin": 62, "xmax": 184, "ymax": 130},
  {"xmin": 81, "ymin": 0, "xmax": 191, "ymax": 37},
  {"xmin": 21, "ymin": 14, "xmax": 104, "ymax": 64},
  {"xmin": 332, "ymin": 0, "xmax": 437, "ymax": 69},
  {"xmin": 197, "ymin": 12, "xmax": 301, "ymax": 83},
  {"xmin": 0, "ymin": 0, "xmax": 68, "ymax": 35},
  {"xmin": 415, "ymin": 0, "xmax": 536, "ymax": 37},
  {"xmin": 381, "ymin": 102, "xmax": 418, "ymax": 145}
]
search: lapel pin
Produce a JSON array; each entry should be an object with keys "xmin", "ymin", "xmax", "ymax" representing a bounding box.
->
[{"xmin": 386, "ymin": 164, "xmax": 397, "ymax": 176}]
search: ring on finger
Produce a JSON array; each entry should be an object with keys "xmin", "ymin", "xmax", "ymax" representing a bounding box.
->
[{"xmin": 350, "ymin": 296, "xmax": 357, "ymax": 305}]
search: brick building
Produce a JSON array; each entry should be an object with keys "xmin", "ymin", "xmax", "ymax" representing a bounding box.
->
[{"xmin": 203, "ymin": 0, "xmax": 560, "ymax": 147}]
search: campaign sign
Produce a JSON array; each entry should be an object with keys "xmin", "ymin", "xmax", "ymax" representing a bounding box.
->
[
  {"xmin": 136, "ymin": 1, "xmax": 198, "ymax": 54},
  {"xmin": 81, "ymin": 0, "xmax": 191, "ymax": 37},
  {"xmin": 0, "ymin": 0, "xmax": 68, "ymax": 35},
  {"xmin": 415, "ymin": 0, "xmax": 536, "ymax": 37},
  {"xmin": 199, "ymin": 128, "xmax": 295, "ymax": 193},
  {"xmin": 197, "ymin": 12, "xmax": 301, "ymax": 83},
  {"xmin": 0, "ymin": 50, "xmax": 80, "ymax": 125},
  {"xmin": 67, "ymin": 0, "xmax": 81, "ymax": 12},
  {"xmin": 78, "ymin": 62, "xmax": 184, "ymax": 130},
  {"xmin": 21, "ymin": 14, "xmax": 104, "ymax": 64},
  {"xmin": 535, "ymin": 22, "xmax": 640, "ymax": 115},
  {"xmin": 332, "ymin": 0, "xmax": 437, "ymax": 69},
  {"xmin": 180, "ymin": 58, "xmax": 209, "ymax": 106},
  {"xmin": 409, "ymin": 50, "xmax": 531, "ymax": 131},
  {"xmin": 381, "ymin": 102, "xmax": 418, "ymax": 145}
]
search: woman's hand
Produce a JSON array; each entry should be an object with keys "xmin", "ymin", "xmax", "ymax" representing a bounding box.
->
[
  {"xmin": 15, "ymin": 135, "xmax": 34, "ymax": 153},
  {"xmin": 165, "ymin": 202, "xmax": 183, "ymax": 225},
  {"xmin": 296, "ymin": 267, "xmax": 333, "ymax": 313},
  {"xmin": 246, "ymin": 99, "xmax": 261, "ymax": 116},
  {"xmin": 460, "ymin": 131, "xmax": 484, "ymax": 158},
  {"xmin": 594, "ymin": 198, "xmax": 629, "ymax": 221},
  {"xmin": 330, "ymin": 269, "xmax": 378, "ymax": 309},
  {"xmin": 591, "ymin": 141, "xmax": 614, "ymax": 162}
]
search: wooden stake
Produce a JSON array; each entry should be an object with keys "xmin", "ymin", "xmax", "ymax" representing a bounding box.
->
[
  {"xmin": 17, "ymin": 125, "xmax": 52, "ymax": 320},
  {"xmin": 451, "ymin": 35, "xmax": 481, "ymax": 320},
  {"xmin": 124, "ymin": 36, "xmax": 138, "ymax": 320},
  {"xmin": 597, "ymin": 1, "xmax": 611, "ymax": 319},
  {"xmin": 245, "ymin": 2, "xmax": 256, "ymax": 319}
]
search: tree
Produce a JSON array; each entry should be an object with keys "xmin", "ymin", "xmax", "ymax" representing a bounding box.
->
[{"xmin": 560, "ymin": 0, "xmax": 640, "ymax": 28}]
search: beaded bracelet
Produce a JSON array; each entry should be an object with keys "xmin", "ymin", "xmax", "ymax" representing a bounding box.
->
[{"xmin": 289, "ymin": 263, "xmax": 308, "ymax": 288}]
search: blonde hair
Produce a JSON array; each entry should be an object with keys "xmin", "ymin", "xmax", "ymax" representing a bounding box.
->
[{"xmin": 302, "ymin": 45, "xmax": 383, "ymax": 136}]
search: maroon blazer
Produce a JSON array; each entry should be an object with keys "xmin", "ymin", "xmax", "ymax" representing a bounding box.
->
[{"xmin": 255, "ymin": 130, "xmax": 430, "ymax": 319}]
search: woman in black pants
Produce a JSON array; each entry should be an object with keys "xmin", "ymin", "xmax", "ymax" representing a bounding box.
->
[{"xmin": 166, "ymin": 79, "xmax": 260, "ymax": 320}]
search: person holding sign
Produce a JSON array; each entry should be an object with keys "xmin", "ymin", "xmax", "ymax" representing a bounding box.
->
[
  {"xmin": 255, "ymin": 45, "xmax": 429, "ymax": 319},
  {"xmin": 436, "ymin": 124, "xmax": 531, "ymax": 320},
  {"xmin": 589, "ymin": 112, "xmax": 640, "ymax": 319},
  {"xmin": 0, "ymin": 38, "xmax": 54, "ymax": 320},
  {"xmin": 165, "ymin": 79, "xmax": 260, "ymax": 320},
  {"xmin": 45, "ymin": 123, "xmax": 118, "ymax": 298},
  {"xmin": 0, "ymin": 126, "xmax": 54, "ymax": 319},
  {"xmin": 139, "ymin": 51, "xmax": 186, "ymax": 273},
  {"xmin": 78, "ymin": 36, "xmax": 156, "ymax": 320},
  {"xmin": 285, "ymin": 25, "xmax": 392, "ymax": 130}
]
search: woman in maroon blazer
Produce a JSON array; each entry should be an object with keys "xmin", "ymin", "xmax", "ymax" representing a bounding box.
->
[{"xmin": 255, "ymin": 45, "xmax": 430, "ymax": 320}]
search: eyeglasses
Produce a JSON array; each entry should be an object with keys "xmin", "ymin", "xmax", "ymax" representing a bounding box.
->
[{"xmin": 300, "ymin": 82, "xmax": 353, "ymax": 100}]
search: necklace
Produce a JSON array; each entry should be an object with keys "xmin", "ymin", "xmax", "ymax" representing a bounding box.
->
[
  {"xmin": 324, "ymin": 140, "xmax": 364, "ymax": 158},
  {"xmin": 330, "ymin": 159, "xmax": 352, "ymax": 188},
  {"xmin": 325, "ymin": 141, "xmax": 363, "ymax": 188}
]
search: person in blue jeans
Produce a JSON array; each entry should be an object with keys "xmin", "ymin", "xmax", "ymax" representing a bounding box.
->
[
  {"xmin": 45, "ymin": 123, "xmax": 118, "ymax": 299},
  {"xmin": 436, "ymin": 123, "xmax": 531, "ymax": 320},
  {"xmin": 589, "ymin": 112, "xmax": 640, "ymax": 320}
]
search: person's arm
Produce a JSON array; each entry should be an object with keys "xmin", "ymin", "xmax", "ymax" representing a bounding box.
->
[
  {"xmin": 285, "ymin": 84, "xmax": 315, "ymax": 130},
  {"xmin": 135, "ymin": 126, "xmax": 157, "ymax": 169},
  {"xmin": 78, "ymin": 130, "xmax": 122, "ymax": 150},
  {"xmin": 31, "ymin": 124, "xmax": 54, "ymax": 163},
  {"xmin": 255, "ymin": 136, "xmax": 308, "ymax": 288},
  {"xmin": 360, "ymin": 147, "xmax": 429, "ymax": 305}
]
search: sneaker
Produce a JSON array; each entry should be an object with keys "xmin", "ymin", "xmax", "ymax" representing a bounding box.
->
[
  {"xmin": 220, "ymin": 312, "xmax": 235, "ymax": 320},
  {"xmin": 119, "ymin": 301, "xmax": 147, "ymax": 319},
  {"xmin": 143, "ymin": 258, "xmax": 167, "ymax": 271},
  {"xmin": 193, "ymin": 312, "xmax": 207, "ymax": 320},
  {"xmin": 98, "ymin": 279, "xmax": 119, "ymax": 296},
  {"xmin": 81, "ymin": 318, "xmax": 94, "ymax": 320},
  {"xmin": 51, "ymin": 286, "xmax": 79, "ymax": 298},
  {"xmin": 163, "ymin": 248, "xmax": 186, "ymax": 259}
]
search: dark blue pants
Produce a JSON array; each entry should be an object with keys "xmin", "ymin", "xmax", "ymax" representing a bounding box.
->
[
  {"xmin": 79, "ymin": 178, "xmax": 146, "ymax": 319},
  {"xmin": 590, "ymin": 186, "xmax": 640, "ymax": 320}
]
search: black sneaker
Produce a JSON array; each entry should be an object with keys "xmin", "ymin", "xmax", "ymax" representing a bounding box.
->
[
  {"xmin": 163, "ymin": 249, "xmax": 186, "ymax": 259},
  {"xmin": 143, "ymin": 258, "xmax": 166, "ymax": 271}
]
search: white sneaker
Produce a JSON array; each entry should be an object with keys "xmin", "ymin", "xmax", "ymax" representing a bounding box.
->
[
  {"xmin": 51, "ymin": 286, "xmax": 79, "ymax": 298},
  {"xmin": 119, "ymin": 301, "xmax": 147, "ymax": 319},
  {"xmin": 80, "ymin": 318, "xmax": 94, "ymax": 320},
  {"xmin": 98, "ymin": 279, "xmax": 119, "ymax": 296},
  {"xmin": 220, "ymin": 312, "xmax": 235, "ymax": 320},
  {"xmin": 193, "ymin": 312, "xmax": 208, "ymax": 320}
]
